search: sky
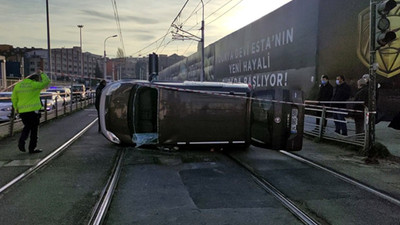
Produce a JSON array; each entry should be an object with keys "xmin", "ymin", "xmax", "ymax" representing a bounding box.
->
[{"xmin": 0, "ymin": 0, "xmax": 292, "ymax": 58}]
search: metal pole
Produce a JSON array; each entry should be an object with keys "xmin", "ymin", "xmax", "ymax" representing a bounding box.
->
[
  {"xmin": 0, "ymin": 56, "xmax": 6, "ymax": 89},
  {"xmin": 200, "ymin": 0, "xmax": 205, "ymax": 82},
  {"xmin": 103, "ymin": 46, "xmax": 106, "ymax": 81},
  {"xmin": 77, "ymin": 25, "xmax": 84, "ymax": 81},
  {"xmin": 46, "ymin": 0, "xmax": 52, "ymax": 81},
  {"xmin": 366, "ymin": 0, "xmax": 377, "ymax": 154}
]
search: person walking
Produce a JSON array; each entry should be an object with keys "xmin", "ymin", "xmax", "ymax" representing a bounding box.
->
[
  {"xmin": 95, "ymin": 80, "xmax": 107, "ymax": 132},
  {"xmin": 316, "ymin": 75, "xmax": 333, "ymax": 130},
  {"xmin": 11, "ymin": 70, "xmax": 50, "ymax": 153},
  {"xmin": 353, "ymin": 78, "xmax": 368, "ymax": 134},
  {"xmin": 331, "ymin": 75, "xmax": 351, "ymax": 136}
]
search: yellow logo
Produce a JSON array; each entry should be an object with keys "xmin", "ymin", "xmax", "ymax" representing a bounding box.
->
[{"xmin": 357, "ymin": 5, "xmax": 400, "ymax": 78}]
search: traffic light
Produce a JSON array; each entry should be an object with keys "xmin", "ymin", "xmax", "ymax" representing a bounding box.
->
[
  {"xmin": 376, "ymin": 0, "xmax": 397, "ymax": 48},
  {"xmin": 148, "ymin": 53, "xmax": 159, "ymax": 82}
]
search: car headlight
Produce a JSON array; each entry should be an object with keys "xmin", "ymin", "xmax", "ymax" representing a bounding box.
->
[{"xmin": 0, "ymin": 107, "xmax": 12, "ymax": 111}]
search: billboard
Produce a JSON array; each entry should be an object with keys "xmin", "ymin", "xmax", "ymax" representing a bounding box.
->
[
  {"xmin": 158, "ymin": 0, "xmax": 400, "ymax": 119},
  {"xmin": 214, "ymin": 0, "xmax": 319, "ymax": 93}
]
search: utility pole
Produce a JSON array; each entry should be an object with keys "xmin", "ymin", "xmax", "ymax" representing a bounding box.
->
[
  {"xmin": 171, "ymin": 0, "xmax": 205, "ymax": 82},
  {"xmin": 0, "ymin": 56, "xmax": 6, "ymax": 89},
  {"xmin": 77, "ymin": 25, "xmax": 84, "ymax": 81},
  {"xmin": 366, "ymin": 0, "xmax": 396, "ymax": 154},
  {"xmin": 46, "ymin": 0, "xmax": 52, "ymax": 81},
  {"xmin": 366, "ymin": 0, "xmax": 377, "ymax": 154},
  {"xmin": 200, "ymin": 0, "xmax": 205, "ymax": 82}
]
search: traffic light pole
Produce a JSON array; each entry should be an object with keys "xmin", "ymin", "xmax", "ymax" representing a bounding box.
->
[{"xmin": 366, "ymin": 0, "xmax": 378, "ymax": 155}]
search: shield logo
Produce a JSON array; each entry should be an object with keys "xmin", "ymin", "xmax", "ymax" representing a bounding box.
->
[{"xmin": 357, "ymin": 5, "xmax": 400, "ymax": 78}]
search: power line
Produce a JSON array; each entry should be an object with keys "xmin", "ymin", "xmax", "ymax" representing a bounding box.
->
[
  {"xmin": 111, "ymin": 0, "xmax": 126, "ymax": 57},
  {"xmin": 132, "ymin": 0, "xmax": 243, "ymax": 57},
  {"xmin": 156, "ymin": 0, "xmax": 191, "ymax": 52},
  {"xmin": 206, "ymin": 0, "xmax": 243, "ymax": 25}
]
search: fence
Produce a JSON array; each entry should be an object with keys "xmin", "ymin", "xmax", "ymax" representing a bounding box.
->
[
  {"xmin": 0, "ymin": 91, "xmax": 95, "ymax": 139},
  {"xmin": 304, "ymin": 100, "xmax": 368, "ymax": 147}
]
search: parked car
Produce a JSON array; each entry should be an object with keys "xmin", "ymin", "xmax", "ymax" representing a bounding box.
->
[
  {"xmin": 71, "ymin": 84, "xmax": 86, "ymax": 101},
  {"xmin": 46, "ymin": 86, "xmax": 71, "ymax": 105},
  {"xmin": 40, "ymin": 92, "xmax": 64, "ymax": 111},
  {"xmin": 0, "ymin": 92, "xmax": 14, "ymax": 122}
]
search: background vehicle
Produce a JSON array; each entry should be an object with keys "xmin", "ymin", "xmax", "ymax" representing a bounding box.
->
[
  {"xmin": 46, "ymin": 86, "xmax": 71, "ymax": 105},
  {"xmin": 100, "ymin": 80, "xmax": 252, "ymax": 149},
  {"xmin": 40, "ymin": 92, "xmax": 64, "ymax": 111},
  {"xmin": 0, "ymin": 92, "xmax": 13, "ymax": 122},
  {"xmin": 71, "ymin": 84, "xmax": 86, "ymax": 101}
]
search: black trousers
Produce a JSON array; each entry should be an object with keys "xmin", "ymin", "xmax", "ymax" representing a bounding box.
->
[
  {"xmin": 97, "ymin": 109, "xmax": 101, "ymax": 132},
  {"xmin": 19, "ymin": 111, "xmax": 41, "ymax": 151}
]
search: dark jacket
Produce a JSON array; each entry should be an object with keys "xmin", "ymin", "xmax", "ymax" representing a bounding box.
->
[
  {"xmin": 95, "ymin": 83, "xmax": 106, "ymax": 110},
  {"xmin": 353, "ymin": 85, "xmax": 368, "ymax": 111},
  {"xmin": 318, "ymin": 82, "xmax": 333, "ymax": 105},
  {"xmin": 331, "ymin": 82, "xmax": 351, "ymax": 108}
]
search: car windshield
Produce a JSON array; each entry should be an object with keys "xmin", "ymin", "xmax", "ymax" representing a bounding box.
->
[
  {"xmin": 72, "ymin": 86, "xmax": 83, "ymax": 91},
  {"xmin": 40, "ymin": 93, "xmax": 53, "ymax": 100},
  {"xmin": 0, "ymin": 94, "xmax": 12, "ymax": 103}
]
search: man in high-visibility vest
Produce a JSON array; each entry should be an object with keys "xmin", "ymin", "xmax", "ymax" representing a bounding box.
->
[{"xmin": 11, "ymin": 70, "xmax": 50, "ymax": 153}]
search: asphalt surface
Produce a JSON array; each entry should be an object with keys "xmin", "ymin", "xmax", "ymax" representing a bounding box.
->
[{"xmin": 0, "ymin": 106, "xmax": 399, "ymax": 224}]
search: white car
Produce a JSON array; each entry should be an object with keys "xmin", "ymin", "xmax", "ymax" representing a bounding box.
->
[
  {"xmin": 46, "ymin": 87, "xmax": 71, "ymax": 105},
  {"xmin": 40, "ymin": 92, "xmax": 64, "ymax": 111},
  {"xmin": 0, "ymin": 92, "xmax": 13, "ymax": 122}
]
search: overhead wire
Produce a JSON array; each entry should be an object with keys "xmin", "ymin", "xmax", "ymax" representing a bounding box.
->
[
  {"xmin": 111, "ymin": 0, "xmax": 126, "ymax": 57},
  {"xmin": 156, "ymin": 0, "xmax": 190, "ymax": 52},
  {"xmin": 133, "ymin": 0, "xmax": 243, "ymax": 57},
  {"xmin": 206, "ymin": 0, "xmax": 243, "ymax": 25}
]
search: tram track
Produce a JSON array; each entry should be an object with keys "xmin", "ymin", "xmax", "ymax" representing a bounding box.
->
[
  {"xmin": 280, "ymin": 150, "xmax": 400, "ymax": 207},
  {"xmin": 227, "ymin": 153, "xmax": 320, "ymax": 225},
  {"xmin": 228, "ymin": 147, "xmax": 400, "ymax": 225},
  {"xmin": 88, "ymin": 147, "xmax": 126, "ymax": 225},
  {"xmin": 0, "ymin": 118, "xmax": 97, "ymax": 195}
]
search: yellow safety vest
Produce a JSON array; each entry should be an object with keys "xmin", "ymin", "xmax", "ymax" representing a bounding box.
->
[{"xmin": 11, "ymin": 73, "xmax": 51, "ymax": 113}]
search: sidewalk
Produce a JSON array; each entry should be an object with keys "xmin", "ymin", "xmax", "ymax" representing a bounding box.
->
[
  {"xmin": 304, "ymin": 114, "xmax": 400, "ymax": 158},
  {"xmin": 376, "ymin": 121, "xmax": 400, "ymax": 157},
  {"xmin": 298, "ymin": 136, "xmax": 400, "ymax": 201}
]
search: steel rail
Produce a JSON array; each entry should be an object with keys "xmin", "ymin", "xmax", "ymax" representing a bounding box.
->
[
  {"xmin": 280, "ymin": 150, "xmax": 400, "ymax": 207},
  {"xmin": 88, "ymin": 148, "xmax": 125, "ymax": 225},
  {"xmin": 227, "ymin": 154, "xmax": 319, "ymax": 225},
  {"xmin": 0, "ymin": 118, "xmax": 97, "ymax": 194}
]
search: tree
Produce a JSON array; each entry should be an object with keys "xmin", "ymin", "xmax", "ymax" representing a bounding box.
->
[
  {"xmin": 94, "ymin": 63, "xmax": 102, "ymax": 78},
  {"xmin": 116, "ymin": 48, "xmax": 125, "ymax": 58}
]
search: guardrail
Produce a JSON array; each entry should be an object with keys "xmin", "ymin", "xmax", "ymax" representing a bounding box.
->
[
  {"xmin": 304, "ymin": 100, "xmax": 368, "ymax": 147},
  {"xmin": 0, "ymin": 91, "xmax": 95, "ymax": 139}
]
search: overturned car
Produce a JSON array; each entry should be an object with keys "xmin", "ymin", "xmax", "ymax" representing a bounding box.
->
[{"xmin": 99, "ymin": 80, "xmax": 303, "ymax": 151}]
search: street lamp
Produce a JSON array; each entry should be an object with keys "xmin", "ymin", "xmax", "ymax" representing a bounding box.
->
[
  {"xmin": 77, "ymin": 25, "xmax": 84, "ymax": 80},
  {"xmin": 104, "ymin": 34, "xmax": 118, "ymax": 80}
]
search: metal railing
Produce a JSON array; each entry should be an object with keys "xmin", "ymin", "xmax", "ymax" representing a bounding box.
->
[
  {"xmin": 304, "ymin": 100, "xmax": 368, "ymax": 147},
  {"xmin": 0, "ymin": 90, "xmax": 95, "ymax": 139}
]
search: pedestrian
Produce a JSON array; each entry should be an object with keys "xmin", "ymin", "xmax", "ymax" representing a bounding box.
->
[
  {"xmin": 95, "ymin": 80, "xmax": 107, "ymax": 132},
  {"xmin": 315, "ymin": 74, "xmax": 333, "ymax": 130},
  {"xmin": 353, "ymin": 78, "xmax": 368, "ymax": 134},
  {"xmin": 11, "ymin": 70, "xmax": 50, "ymax": 153},
  {"xmin": 331, "ymin": 75, "xmax": 351, "ymax": 136}
]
